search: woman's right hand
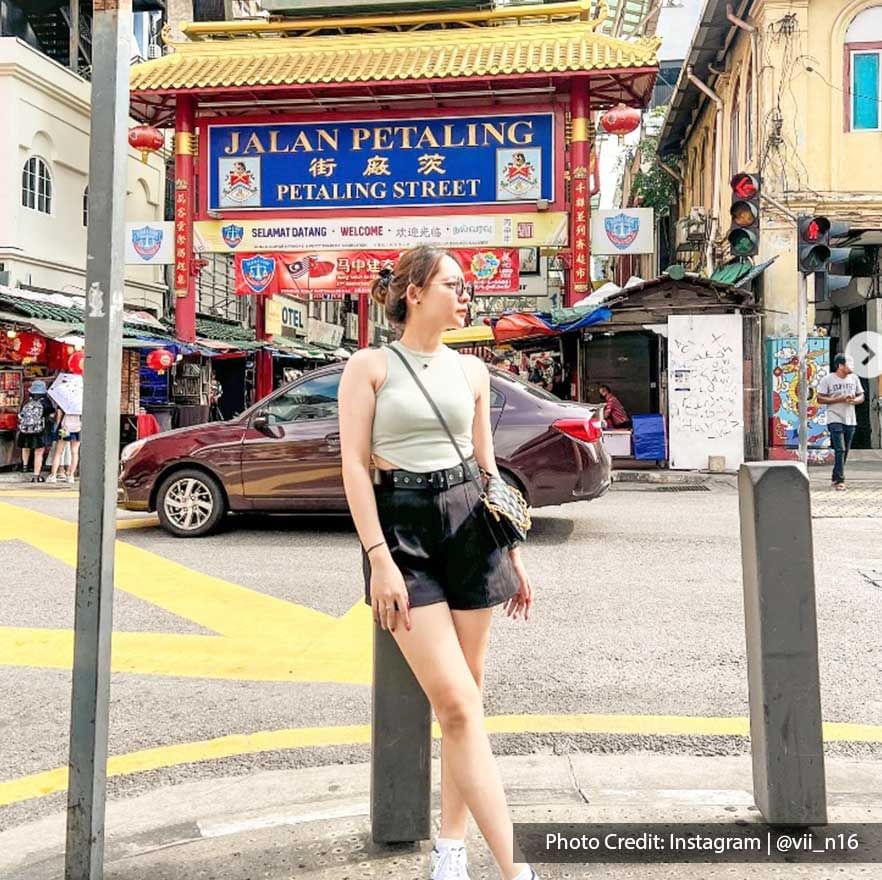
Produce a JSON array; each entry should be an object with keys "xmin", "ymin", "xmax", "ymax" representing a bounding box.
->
[{"xmin": 370, "ymin": 553, "xmax": 412, "ymax": 632}]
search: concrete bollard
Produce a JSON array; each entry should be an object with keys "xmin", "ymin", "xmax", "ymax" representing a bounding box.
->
[
  {"xmin": 738, "ymin": 462, "xmax": 827, "ymax": 825},
  {"xmin": 370, "ymin": 624, "xmax": 432, "ymax": 843}
]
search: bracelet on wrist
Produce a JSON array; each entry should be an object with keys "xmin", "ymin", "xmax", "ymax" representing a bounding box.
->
[{"xmin": 365, "ymin": 541, "xmax": 386, "ymax": 556}]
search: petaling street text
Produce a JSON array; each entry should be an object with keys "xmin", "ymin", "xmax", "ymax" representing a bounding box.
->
[{"xmin": 275, "ymin": 179, "xmax": 482, "ymax": 203}]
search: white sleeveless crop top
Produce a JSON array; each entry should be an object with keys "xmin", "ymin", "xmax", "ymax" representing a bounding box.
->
[{"xmin": 371, "ymin": 342, "xmax": 476, "ymax": 472}]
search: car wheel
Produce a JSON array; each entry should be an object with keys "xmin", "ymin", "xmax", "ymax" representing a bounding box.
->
[{"xmin": 156, "ymin": 469, "xmax": 226, "ymax": 537}]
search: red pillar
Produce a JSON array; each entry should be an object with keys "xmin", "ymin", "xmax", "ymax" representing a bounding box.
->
[
  {"xmin": 568, "ymin": 78, "xmax": 591, "ymax": 308},
  {"xmin": 358, "ymin": 293, "xmax": 370, "ymax": 349},
  {"xmin": 173, "ymin": 95, "xmax": 196, "ymax": 342},
  {"xmin": 254, "ymin": 296, "xmax": 273, "ymax": 401}
]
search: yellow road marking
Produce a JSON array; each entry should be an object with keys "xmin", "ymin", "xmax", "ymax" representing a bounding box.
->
[
  {"xmin": 0, "ymin": 502, "xmax": 372, "ymax": 684},
  {"xmin": 1, "ymin": 714, "xmax": 881, "ymax": 808},
  {"xmin": 115, "ymin": 516, "xmax": 160, "ymax": 530},
  {"xmin": 0, "ymin": 490, "xmax": 79, "ymax": 498}
]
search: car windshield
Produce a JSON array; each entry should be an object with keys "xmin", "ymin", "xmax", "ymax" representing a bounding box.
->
[{"xmin": 491, "ymin": 367, "xmax": 561, "ymax": 402}]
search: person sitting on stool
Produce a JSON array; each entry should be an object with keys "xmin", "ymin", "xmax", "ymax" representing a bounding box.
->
[{"xmin": 599, "ymin": 384, "xmax": 630, "ymax": 428}]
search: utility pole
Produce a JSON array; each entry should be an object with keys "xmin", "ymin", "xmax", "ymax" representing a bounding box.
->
[
  {"xmin": 64, "ymin": 2, "xmax": 131, "ymax": 878},
  {"xmin": 796, "ymin": 271, "xmax": 808, "ymax": 464}
]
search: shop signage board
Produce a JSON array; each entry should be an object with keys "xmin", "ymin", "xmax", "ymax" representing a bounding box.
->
[
  {"xmin": 667, "ymin": 314, "xmax": 744, "ymax": 471},
  {"xmin": 206, "ymin": 113, "xmax": 554, "ymax": 211},
  {"xmin": 125, "ymin": 222, "xmax": 175, "ymax": 264},
  {"xmin": 590, "ymin": 208, "xmax": 654, "ymax": 255},
  {"xmin": 265, "ymin": 296, "xmax": 308, "ymax": 336},
  {"xmin": 234, "ymin": 248, "xmax": 520, "ymax": 297},
  {"xmin": 195, "ymin": 212, "xmax": 568, "ymax": 253},
  {"xmin": 308, "ymin": 319, "xmax": 345, "ymax": 348}
]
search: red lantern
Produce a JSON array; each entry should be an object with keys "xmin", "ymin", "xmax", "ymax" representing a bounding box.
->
[
  {"xmin": 146, "ymin": 348, "xmax": 175, "ymax": 374},
  {"xmin": 68, "ymin": 350, "xmax": 85, "ymax": 375},
  {"xmin": 598, "ymin": 103, "xmax": 642, "ymax": 138},
  {"xmin": 128, "ymin": 124, "xmax": 165, "ymax": 163}
]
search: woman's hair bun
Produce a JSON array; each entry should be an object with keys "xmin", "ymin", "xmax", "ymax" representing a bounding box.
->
[{"xmin": 371, "ymin": 267, "xmax": 393, "ymax": 306}]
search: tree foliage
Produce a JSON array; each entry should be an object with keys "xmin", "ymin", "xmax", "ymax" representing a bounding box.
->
[{"xmin": 631, "ymin": 130, "xmax": 679, "ymax": 219}]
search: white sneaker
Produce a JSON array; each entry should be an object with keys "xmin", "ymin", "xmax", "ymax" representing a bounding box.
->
[
  {"xmin": 45, "ymin": 475, "xmax": 57, "ymax": 483},
  {"xmin": 65, "ymin": 474, "xmax": 76, "ymax": 483},
  {"xmin": 430, "ymin": 844, "xmax": 471, "ymax": 880}
]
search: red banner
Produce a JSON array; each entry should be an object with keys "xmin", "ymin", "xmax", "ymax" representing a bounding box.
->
[{"xmin": 235, "ymin": 249, "xmax": 519, "ymax": 297}]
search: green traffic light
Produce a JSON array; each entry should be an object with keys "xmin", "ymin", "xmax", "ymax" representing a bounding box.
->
[
  {"xmin": 729, "ymin": 228, "xmax": 758, "ymax": 256},
  {"xmin": 800, "ymin": 244, "xmax": 831, "ymax": 271}
]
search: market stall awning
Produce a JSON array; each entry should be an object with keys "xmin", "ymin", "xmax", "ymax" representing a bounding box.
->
[
  {"xmin": 442, "ymin": 325, "xmax": 494, "ymax": 345},
  {"xmin": 130, "ymin": 2, "xmax": 659, "ymax": 124},
  {"xmin": 492, "ymin": 306, "xmax": 612, "ymax": 343}
]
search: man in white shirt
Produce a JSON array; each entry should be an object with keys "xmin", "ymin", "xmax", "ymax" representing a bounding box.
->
[{"xmin": 816, "ymin": 354, "xmax": 865, "ymax": 490}]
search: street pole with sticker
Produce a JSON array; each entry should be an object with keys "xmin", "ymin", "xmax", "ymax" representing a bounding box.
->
[{"xmin": 65, "ymin": 2, "xmax": 131, "ymax": 878}]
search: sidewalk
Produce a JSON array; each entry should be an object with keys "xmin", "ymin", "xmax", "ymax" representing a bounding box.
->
[{"xmin": 3, "ymin": 754, "xmax": 882, "ymax": 879}]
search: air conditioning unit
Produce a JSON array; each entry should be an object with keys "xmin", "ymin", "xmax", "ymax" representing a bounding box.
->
[
  {"xmin": 675, "ymin": 208, "xmax": 708, "ymax": 247},
  {"xmin": 147, "ymin": 43, "xmax": 162, "ymax": 59}
]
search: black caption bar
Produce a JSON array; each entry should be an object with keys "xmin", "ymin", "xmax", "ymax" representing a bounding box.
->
[{"xmin": 512, "ymin": 823, "xmax": 882, "ymax": 863}]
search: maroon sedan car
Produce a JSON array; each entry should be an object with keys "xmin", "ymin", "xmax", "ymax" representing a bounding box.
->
[{"xmin": 119, "ymin": 363, "xmax": 610, "ymax": 537}]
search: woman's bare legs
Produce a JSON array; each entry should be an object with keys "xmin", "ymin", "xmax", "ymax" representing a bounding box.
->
[
  {"xmin": 50, "ymin": 440, "xmax": 65, "ymax": 478},
  {"xmin": 390, "ymin": 604, "xmax": 526, "ymax": 880},
  {"xmin": 31, "ymin": 447, "xmax": 44, "ymax": 477},
  {"xmin": 440, "ymin": 608, "xmax": 493, "ymax": 840},
  {"xmin": 69, "ymin": 439, "xmax": 80, "ymax": 479}
]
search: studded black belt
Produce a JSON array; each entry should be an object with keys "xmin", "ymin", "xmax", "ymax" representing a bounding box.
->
[{"xmin": 372, "ymin": 457, "xmax": 481, "ymax": 491}]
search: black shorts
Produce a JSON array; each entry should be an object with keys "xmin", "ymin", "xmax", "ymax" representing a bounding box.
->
[{"xmin": 363, "ymin": 476, "xmax": 519, "ymax": 612}]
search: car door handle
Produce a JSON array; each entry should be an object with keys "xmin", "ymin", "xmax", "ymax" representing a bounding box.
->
[{"xmin": 325, "ymin": 432, "xmax": 341, "ymax": 449}]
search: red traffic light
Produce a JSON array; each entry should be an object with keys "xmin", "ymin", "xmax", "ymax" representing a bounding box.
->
[
  {"xmin": 799, "ymin": 216, "xmax": 830, "ymax": 243},
  {"xmin": 731, "ymin": 172, "xmax": 760, "ymax": 200}
]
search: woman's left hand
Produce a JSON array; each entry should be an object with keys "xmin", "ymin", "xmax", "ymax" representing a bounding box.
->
[{"xmin": 503, "ymin": 554, "xmax": 533, "ymax": 621}]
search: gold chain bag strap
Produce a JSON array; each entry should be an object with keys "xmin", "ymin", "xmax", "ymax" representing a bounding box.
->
[{"xmin": 388, "ymin": 344, "xmax": 531, "ymax": 547}]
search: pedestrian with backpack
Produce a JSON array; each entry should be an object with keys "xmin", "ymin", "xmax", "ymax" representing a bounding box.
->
[{"xmin": 16, "ymin": 380, "xmax": 56, "ymax": 482}]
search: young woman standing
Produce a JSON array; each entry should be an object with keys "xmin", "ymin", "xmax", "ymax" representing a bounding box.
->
[{"xmin": 338, "ymin": 246, "xmax": 538, "ymax": 880}]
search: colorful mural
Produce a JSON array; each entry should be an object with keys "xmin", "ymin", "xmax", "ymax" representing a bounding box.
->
[{"xmin": 766, "ymin": 337, "xmax": 831, "ymax": 450}]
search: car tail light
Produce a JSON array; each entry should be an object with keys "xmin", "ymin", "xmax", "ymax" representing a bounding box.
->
[{"xmin": 553, "ymin": 417, "xmax": 603, "ymax": 444}]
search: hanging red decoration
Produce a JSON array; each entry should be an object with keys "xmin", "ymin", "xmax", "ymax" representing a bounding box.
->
[
  {"xmin": 598, "ymin": 103, "xmax": 642, "ymax": 138},
  {"xmin": 146, "ymin": 348, "xmax": 175, "ymax": 374},
  {"xmin": 68, "ymin": 350, "xmax": 85, "ymax": 375},
  {"xmin": 128, "ymin": 124, "xmax": 165, "ymax": 163}
]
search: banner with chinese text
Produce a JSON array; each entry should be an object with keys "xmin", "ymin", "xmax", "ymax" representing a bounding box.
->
[{"xmin": 234, "ymin": 249, "xmax": 520, "ymax": 297}]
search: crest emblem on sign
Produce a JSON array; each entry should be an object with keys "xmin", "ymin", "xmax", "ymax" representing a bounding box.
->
[
  {"xmin": 131, "ymin": 225, "xmax": 163, "ymax": 260},
  {"xmin": 222, "ymin": 160, "xmax": 260, "ymax": 205},
  {"xmin": 242, "ymin": 255, "xmax": 276, "ymax": 294},
  {"xmin": 499, "ymin": 151, "xmax": 539, "ymax": 197},
  {"xmin": 222, "ymin": 224, "xmax": 244, "ymax": 248},
  {"xmin": 604, "ymin": 213, "xmax": 641, "ymax": 250}
]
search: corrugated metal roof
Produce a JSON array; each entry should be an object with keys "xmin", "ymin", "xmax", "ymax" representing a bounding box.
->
[{"xmin": 130, "ymin": 21, "xmax": 660, "ymax": 93}]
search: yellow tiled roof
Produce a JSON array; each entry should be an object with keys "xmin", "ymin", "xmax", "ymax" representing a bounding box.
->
[{"xmin": 130, "ymin": 22, "xmax": 660, "ymax": 93}]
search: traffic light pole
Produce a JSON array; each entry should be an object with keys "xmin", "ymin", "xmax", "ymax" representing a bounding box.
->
[{"xmin": 797, "ymin": 271, "xmax": 809, "ymax": 465}]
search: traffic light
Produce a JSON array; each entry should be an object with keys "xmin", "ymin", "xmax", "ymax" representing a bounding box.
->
[
  {"xmin": 728, "ymin": 172, "xmax": 761, "ymax": 257},
  {"xmin": 798, "ymin": 216, "xmax": 857, "ymax": 299}
]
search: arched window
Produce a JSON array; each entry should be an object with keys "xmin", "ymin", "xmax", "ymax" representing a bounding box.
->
[
  {"xmin": 21, "ymin": 156, "xmax": 52, "ymax": 214},
  {"xmin": 83, "ymin": 186, "xmax": 89, "ymax": 227},
  {"xmin": 846, "ymin": 6, "xmax": 882, "ymax": 131}
]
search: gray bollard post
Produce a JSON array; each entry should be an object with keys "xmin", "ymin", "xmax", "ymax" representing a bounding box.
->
[
  {"xmin": 738, "ymin": 462, "xmax": 826, "ymax": 825},
  {"xmin": 371, "ymin": 624, "xmax": 432, "ymax": 843}
]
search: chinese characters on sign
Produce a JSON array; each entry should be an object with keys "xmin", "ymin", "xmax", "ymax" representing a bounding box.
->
[
  {"xmin": 174, "ymin": 178, "xmax": 192, "ymax": 297},
  {"xmin": 207, "ymin": 113, "xmax": 555, "ymax": 211},
  {"xmin": 571, "ymin": 169, "xmax": 590, "ymax": 293},
  {"xmin": 234, "ymin": 249, "xmax": 520, "ymax": 298}
]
